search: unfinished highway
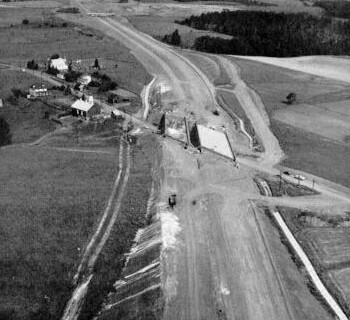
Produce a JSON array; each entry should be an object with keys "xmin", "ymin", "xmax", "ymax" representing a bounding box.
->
[{"xmin": 68, "ymin": 2, "xmax": 342, "ymax": 319}]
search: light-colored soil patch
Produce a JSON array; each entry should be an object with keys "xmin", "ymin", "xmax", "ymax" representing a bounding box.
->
[
  {"xmin": 237, "ymin": 56, "xmax": 350, "ymax": 85},
  {"xmin": 273, "ymin": 101, "xmax": 350, "ymax": 143}
]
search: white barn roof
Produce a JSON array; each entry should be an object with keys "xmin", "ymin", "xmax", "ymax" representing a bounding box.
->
[{"xmin": 71, "ymin": 99, "xmax": 93, "ymax": 112}]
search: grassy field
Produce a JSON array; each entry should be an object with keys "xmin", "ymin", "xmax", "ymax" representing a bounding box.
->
[
  {"xmin": 129, "ymin": 15, "xmax": 232, "ymax": 48},
  {"xmin": 0, "ymin": 140, "xmax": 120, "ymax": 320},
  {"xmin": 0, "ymin": 7, "xmax": 150, "ymax": 94},
  {"xmin": 231, "ymin": 57, "xmax": 350, "ymax": 188},
  {"xmin": 0, "ymin": 70, "xmax": 59, "ymax": 144},
  {"xmin": 278, "ymin": 206, "xmax": 350, "ymax": 316},
  {"xmin": 78, "ymin": 134, "xmax": 161, "ymax": 320},
  {"xmin": 302, "ymin": 228, "xmax": 350, "ymax": 267}
]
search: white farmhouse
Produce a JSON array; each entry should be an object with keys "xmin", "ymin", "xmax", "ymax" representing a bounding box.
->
[{"xmin": 50, "ymin": 58, "xmax": 68, "ymax": 72}]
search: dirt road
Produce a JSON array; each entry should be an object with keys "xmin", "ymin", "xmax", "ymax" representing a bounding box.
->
[{"xmin": 62, "ymin": 136, "xmax": 131, "ymax": 320}]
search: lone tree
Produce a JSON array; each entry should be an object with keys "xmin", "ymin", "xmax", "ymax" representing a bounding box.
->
[
  {"xmin": 22, "ymin": 19, "xmax": 29, "ymax": 25},
  {"xmin": 0, "ymin": 117, "xmax": 11, "ymax": 146},
  {"xmin": 47, "ymin": 65, "xmax": 59, "ymax": 76},
  {"xmin": 94, "ymin": 58, "xmax": 100, "ymax": 70},
  {"xmin": 171, "ymin": 29, "xmax": 181, "ymax": 46},
  {"xmin": 27, "ymin": 59, "xmax": 39, "ymax": 70},
  {"xmin": 286, "ymin": 92, "xmax": 296, "ymax": 105},
  {"xmin": 50, "ymin": 53, "xmax": 59, "ymax": 59}
]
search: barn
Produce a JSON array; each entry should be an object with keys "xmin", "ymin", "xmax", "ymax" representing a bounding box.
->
[{"xmin": 71, "ymin": 96, "xmax": 100, "ymax": 119}]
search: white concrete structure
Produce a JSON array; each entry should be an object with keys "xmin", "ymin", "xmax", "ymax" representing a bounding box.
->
[
  {"xmin": 78, "ymin": 75, "xmax": 92, "ymax": 86},
  {"xmin": 197, "ymin": 124, "xmax": 233, "ymax": 159},
  {"xmin": 50, "ymin": 58, "xmax": 68, "ymax": 72}
]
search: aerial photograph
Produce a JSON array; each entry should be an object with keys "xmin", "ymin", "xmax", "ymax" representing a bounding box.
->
[{"xmin": 0, "ymin": 0, "xmax": 349, "ymax": 319}]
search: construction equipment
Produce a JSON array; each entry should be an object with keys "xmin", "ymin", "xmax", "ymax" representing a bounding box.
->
[{"xmin": 168, "ymin": 194, "xmax": 177, "ymax": 209}]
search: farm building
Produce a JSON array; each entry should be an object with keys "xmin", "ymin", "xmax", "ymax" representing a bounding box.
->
[
  {"xmin": 50, "ymin": 58, "xmax": 68, "ymax": 72},
  {"xmin": 28, "ymin": 85, "xmax": 49, "ymax": 98},
  {"xmin": 71, "ymin": 96, "xmax": 100, "ymax": 118},
  {"xmin": 78, "ymin": 75, "xmax": 92, "ymax": 86}
]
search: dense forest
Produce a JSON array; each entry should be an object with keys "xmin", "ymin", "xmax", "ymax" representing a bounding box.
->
[
  {"xmin": 314, "ymin": 1, "xmax": 350, "ymax": 19},
  {"xmin": 178, "ymin": 11, "xmax": 350, "ymax": 56}
]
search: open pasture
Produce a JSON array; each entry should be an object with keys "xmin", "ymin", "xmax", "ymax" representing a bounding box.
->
[
  {"xmin": 301, "ymin": 228, "xmax": 350, "ymax": 268},
  {"xmin": 273, "ymin": 100, "xmax": 350, "ymax": 144},
  {"xmin": 129, "ymin": 15, "xmax": 232, "ymax": 48},
  {"xmin": 231, "ymin": 57, "xmax": 350, "ymax": 187},
  {"xmin": 0, "ymin": 7, "xmax": 150, "ymax": 94},
  {"xmin": 0, "ymin": 142, "xmax": 119, "ymax": 319}
]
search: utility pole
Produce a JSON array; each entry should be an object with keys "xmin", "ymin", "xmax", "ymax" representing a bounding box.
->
[
  {"xmin": 279, "ymin": 169, "xmax": 282, "ymax": 190},
  {"xmin": 312, "ymin": 179, "xmax": 315, "ymax": 190}
]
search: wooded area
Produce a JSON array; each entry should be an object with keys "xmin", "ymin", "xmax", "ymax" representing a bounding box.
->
[{"xmin": 178, "ymin": 11, "xmax": 350, "ymax": 56}]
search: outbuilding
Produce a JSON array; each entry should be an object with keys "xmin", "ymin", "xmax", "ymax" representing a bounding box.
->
[
  {"xmin": 78, "ymin": 75, "xmax": 92, "ymax": 86},
  {"xmin": 71, "ymin": 96, "xmax": 100, "ymax": 119},
  {"xmin": 28, "ymin": 84, "xmax": 49, "ymax": 98}
]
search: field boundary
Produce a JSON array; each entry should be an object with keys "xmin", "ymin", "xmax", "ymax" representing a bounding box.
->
[{"xmin": 255, "ymin": 181, "xmax": 348, "ymax": 320}]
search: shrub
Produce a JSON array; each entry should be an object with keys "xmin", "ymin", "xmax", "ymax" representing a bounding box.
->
[
  {"xmin": 162, "ymin": 29, "xmax": 181, "ymax": 46},
  {"xmin": 98, "ymin": 80, "xmax": 117, "ymax": 92},
  {"xmin": 47, "ymin": 66, "xmax": 59, "ymax": 76},
  {"xmin": 22, "ymin": 19, "xmax": 29, "ymax": 25},
  {"xmin": 65, "ymin": 70, "xmax": 82, "ymax": 82},
  {"xmin": 11, "ymin": 88, "xmax": 24, "ymax": 98},
  {"xmin": 27, "ymin": 60, "xmax": 39, "ymax": 70},
  {"xmin": 0, "ymin": 117, "xmax": 12, "ymax": 146}
]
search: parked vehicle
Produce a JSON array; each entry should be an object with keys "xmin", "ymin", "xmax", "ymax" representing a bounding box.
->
[
  {"xmin": 294, "ymin": 174, "xmax": 305, "ymax": 181},
  {"xmin": 168, "ymin": 194, "xmax": 177, "ymax": 209}
]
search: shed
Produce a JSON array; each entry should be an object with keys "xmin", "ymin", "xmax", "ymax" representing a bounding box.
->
[
  {"xmin": 78, "ymin": 75, "xmax": 92, "ymax": 86},
  {"xmin": 29, "ymin": 84, "xmax": 49, "ymax": 98}
]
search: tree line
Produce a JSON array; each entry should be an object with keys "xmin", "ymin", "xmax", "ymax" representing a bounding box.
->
[{"xmin": 177, "ymin": 11, "xmax": 350, "ymax": 57}]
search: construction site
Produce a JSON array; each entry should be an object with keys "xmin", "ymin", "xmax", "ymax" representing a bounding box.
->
[{"xmin": 0, "ymin": 1, "xmax": 350, "ymax": 320}]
